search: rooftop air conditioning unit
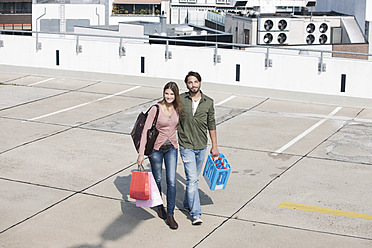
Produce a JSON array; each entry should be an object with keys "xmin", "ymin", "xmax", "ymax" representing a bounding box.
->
[
  {"xmin": 304, "ymin": 21, "xmax": 330, "ymax": 44},
  {"xmin": 258, "ymin": 18, "xmax": 290, "ymax": 45}
]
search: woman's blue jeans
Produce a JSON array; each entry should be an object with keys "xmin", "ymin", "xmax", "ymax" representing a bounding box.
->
[
  {"xmin": 179, "ymin": 146, "xmax": 207, "ymax": 218},
  {"xmin": 149, "ymin": 146, "xmax": 178, "ymax": 216}
]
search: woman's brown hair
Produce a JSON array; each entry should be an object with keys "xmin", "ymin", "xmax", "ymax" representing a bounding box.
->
[{"xmin": 160, "ymin": 81, "xmax": 182, "ymax": 115}]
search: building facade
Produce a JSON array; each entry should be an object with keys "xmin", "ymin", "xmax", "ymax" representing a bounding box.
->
[{"xmin": 0, "ymin": 0, "xmax": 32, "ymax": 31}]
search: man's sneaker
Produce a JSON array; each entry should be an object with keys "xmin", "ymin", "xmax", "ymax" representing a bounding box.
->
[{"xmin": 192, "ymin": 216, "xmax": 203, "ymax": 225}]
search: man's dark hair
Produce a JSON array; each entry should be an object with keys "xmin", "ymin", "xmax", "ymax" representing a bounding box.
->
[{"xmin": 184, "ymin": 71, "xmax": 202, "ymax": 84}]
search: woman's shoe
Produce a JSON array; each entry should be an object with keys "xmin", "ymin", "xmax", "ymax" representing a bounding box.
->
[
  {"xmin": 157, "ymin": 206, "xmax": 167, "ymax": 220},
  {"xmin": 166, "ymin": 216, "xmax": 178, "ymax": 229}
]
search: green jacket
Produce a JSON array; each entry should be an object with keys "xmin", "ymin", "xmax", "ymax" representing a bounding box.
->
[{"xmin": 178, "ymin": 91, "xmax": 216, "ymax": 149}]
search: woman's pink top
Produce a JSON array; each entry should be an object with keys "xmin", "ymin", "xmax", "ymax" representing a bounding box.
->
[{"xmin": 138, "ymin": 103, "xmax": 179, "ymax": 156}]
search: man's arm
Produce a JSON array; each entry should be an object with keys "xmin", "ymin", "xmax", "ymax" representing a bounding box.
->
[{"xmin": 209, "ymin": 129, "xmax": 219, "ymax": 157}]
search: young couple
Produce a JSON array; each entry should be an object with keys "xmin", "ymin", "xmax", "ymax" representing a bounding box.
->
[{"xmin": 136, "ymin": 71, "xmax": 219, "ymax": 230}]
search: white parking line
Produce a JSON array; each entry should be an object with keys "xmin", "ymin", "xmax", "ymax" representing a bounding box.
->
[
  {"xmin": 271, "ymin": 106, "xmax": 343, "ymax": 156},
  {"xmin": 216, "ymin": 95, "xmax": 236, "ymax": 106},
  {"xmin": 26, "ymin": 86, "xmax": 141, "ymax": 121},
  {"xmin": 29, "ymin": 77, "xmax": 55, "ymax": 86}
]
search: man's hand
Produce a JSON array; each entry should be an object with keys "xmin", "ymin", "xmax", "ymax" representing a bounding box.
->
[
  {"xmin": 137, "ymin": 155, "xmax": 144, "ymax": 167},
  {"xmin": 209, "ymin": 130, "xmax": 219, "ymax": 157},
  {"xmin": 210, "ymin": 146, "xmax": 219, "ymax": 157}
]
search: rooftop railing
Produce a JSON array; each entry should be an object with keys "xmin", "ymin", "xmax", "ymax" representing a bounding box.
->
[{"xmin": 1, "ymin": 29, "xmax": 371, "ymax": 73}]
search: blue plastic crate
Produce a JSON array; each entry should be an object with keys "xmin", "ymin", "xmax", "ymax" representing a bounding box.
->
[{"xmin": 203, "ymin": 153, "xmax": 231, "ymax": 190}]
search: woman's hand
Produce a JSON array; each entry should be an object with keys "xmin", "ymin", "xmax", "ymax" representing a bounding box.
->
[{"xmin": 137, "ymin": 155, "xmax": 145, "ymax": 167}]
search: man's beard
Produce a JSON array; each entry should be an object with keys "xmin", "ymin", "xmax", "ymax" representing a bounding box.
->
[{"xmin": 190, "ymin": 87, "xmax": 200, "ymax": 93}]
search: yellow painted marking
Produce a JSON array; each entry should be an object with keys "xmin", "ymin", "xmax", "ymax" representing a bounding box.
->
[{"xmin": 278, "ymin": 201, "xmax": 372, "ymax": 220}]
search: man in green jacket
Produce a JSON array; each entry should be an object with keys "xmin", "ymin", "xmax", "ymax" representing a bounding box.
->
[{"xmin": 178, "ymin": 71, "xmax": 219, "ymax": 225}]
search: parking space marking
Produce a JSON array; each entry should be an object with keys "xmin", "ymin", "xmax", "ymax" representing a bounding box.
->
[
  {"xmin": 26, "ymin": 86, "xmax": 141, "ymax": 121},
  {"xmin": 29, "ymin": 77, "xmax": 55, "ymax": 86},
  {"xmin": 279, "ymin": 201, "xmax": 372, "ymax": 220},
  {"xmin": 216, "ymin": 95, "xmax": 236, "ymax": 106},
  {"xmin": 271, "ymin": 107, "xmax": 342, "ymax": 156}
]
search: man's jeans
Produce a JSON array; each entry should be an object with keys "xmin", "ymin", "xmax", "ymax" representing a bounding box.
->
[
  {"xmin": 180, "ymin": 146, "xmax": 207, "ymax": 218},
  {"xmin": 149, "ymin": 146, "xmax": 178, "ymax": 216}
]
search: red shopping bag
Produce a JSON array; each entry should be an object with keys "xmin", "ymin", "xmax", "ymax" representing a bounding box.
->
[
  {"xmin": 130, "ymin": 169, "xmax": 150, "ymax": 200},
  {"xmin": 136, "ymin": 172, "xmax": 163, "ymax": 207}
]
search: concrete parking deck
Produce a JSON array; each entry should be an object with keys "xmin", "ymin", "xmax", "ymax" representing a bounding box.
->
[{"xmin": 0, "ymin": 72, "xmax": 372, "ymax": 247}]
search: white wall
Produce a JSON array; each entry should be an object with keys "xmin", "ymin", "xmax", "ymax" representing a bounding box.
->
[{"xmin": 0, "ymin": 33, "xmax": 371, "ymax": 101}]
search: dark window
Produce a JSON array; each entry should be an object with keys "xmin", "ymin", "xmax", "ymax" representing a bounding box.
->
[
  {"xmin": 56, "ymin": 50, "xmax": 60, "ymax": 66},
  {"xmin": 236, "ymin": 64, "xmax": 240, "ymax": 81},
  {"xmin": 141, "ymin": 57, "xmax": 145, "ymax": 73},
  {"xmin": 341, "ymin": 74, "xmax": 346, "ymax": 92},
  {"xmin": 0, "ymin": 2, "xmax": 32, "ymax": 14}
]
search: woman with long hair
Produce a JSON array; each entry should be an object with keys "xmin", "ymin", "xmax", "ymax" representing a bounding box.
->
[{"xmin": 137, "ymin": 81, "xmax": 181, "ymax": 229}]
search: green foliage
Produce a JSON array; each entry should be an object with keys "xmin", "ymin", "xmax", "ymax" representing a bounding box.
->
[{"xmin": 112, "ymin": 5, "xmax": 159, "ymax": 15}]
